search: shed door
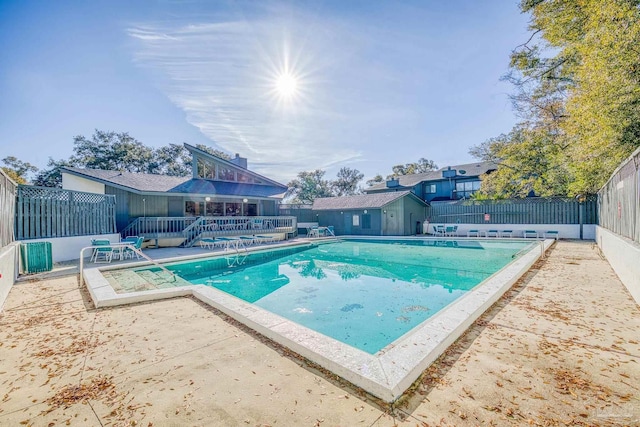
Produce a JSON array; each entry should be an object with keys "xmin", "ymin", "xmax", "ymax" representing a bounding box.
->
[{"xmin": 343, "ymin": 214, "xmax": 352, "ymax": 235}]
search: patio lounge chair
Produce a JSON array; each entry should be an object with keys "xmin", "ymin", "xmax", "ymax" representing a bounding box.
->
[
  {"xmin": 433, "ymin": 225, "xmax": 445, "ymax": 237},
  {"xmin": 199, "ymin": 238, "xmax": 216, "ymax": 249},
  {"xmin": 467, "ymin": 229, "xmax": 480, "ymax": 237},
  {"xmin": 255, "ymin": 235, "xmax": 276, "ymax": 244},
  {"xmin": 486, "ymin": 229, "xmax": 499, "ymax": 238},
  {"xmin": 500, "ymin": 230, "xmax": 514, "ymax": 238},
  {"xmin": 239, "ymin": 236, "xmax": 256, "ymax": 246},
  {"xmin": 544, "ymin": 230, "xmax": 559, "ymax": 240},
  {"xmin": 523, "ymin": 230, "xmax": 538, "ymax": 238}
]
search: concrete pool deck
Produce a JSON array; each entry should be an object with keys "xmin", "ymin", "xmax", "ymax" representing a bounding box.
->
[{"xmin": 1, "ymin": 240, "xmax": 639, "ymax": 426}]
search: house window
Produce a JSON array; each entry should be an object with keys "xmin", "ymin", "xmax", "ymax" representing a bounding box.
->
[
  {"xmin": 352, "ymin": 214, "xmax": 360, "ymax": 227},
  {"xmin": 197, "ymin": 159, "xmax": 216, "ymax": 179},
  {"xmin": 455, "ymin": 180, "xmax": 481, "ymax": 199},
  {"xmin": 185, "ymin": 201, "xmax": 205, "ymax": 216},
  {"xmin": 425, "ymin": 184, "xmax": 436, "ymax": 194},
  {"xmin": 362, "ymin": 214, "xmax": 371, "ymax": 229},
  {"xmin": 225, "ymin": 202, "xmax": 241, "ymax": 216},
  {"xmin": 218, "ymin": 166, "xmax": 235, "ymax": 181},
  {"xmin": 206, "ymin": 202, "xmax": 224, "ymax": 216},
  {"xmin": 237, "ymin": 172, "xmax": 252, "ymax": 183}
]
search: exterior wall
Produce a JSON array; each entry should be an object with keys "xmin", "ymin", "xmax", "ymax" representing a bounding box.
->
[
  {"xmin": 106, "ymin": 187, "xmax": 169, "ymax": 232},
  {"xmin": 402, "ymin": 197, "xmax": 427, "ymax": 235},
  {"xmin": 316, "ymin": 210, "xmax": 383, "ymax": 236},
  {"xmin": 596, "ymin": 226, "xmax": 640, "ymax": 305},
  {"xmin": 62, "ymin": 173, "xmax": 105, "ymax": 194},
  {"xmin": 22, "ymin": 233, "xmax": 121, "ymax": 262},
  {"xmin": 382, "ymin": 199, "xmax": 404, "ymax": 235},
  {"xmin": 0, "ymin": 243, "xmax": 19, "ymax": 312},
  {"xmin": 262, "ymin": 200, "xmax": 278, "ymax": 216}
]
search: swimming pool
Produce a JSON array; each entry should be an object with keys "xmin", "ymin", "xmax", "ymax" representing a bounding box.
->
[
  {"xmin": 85, "ymin": 237, "xmax": 551, "ymax": 402},
  {"xmin": 151, "ymin": 239, "xmax": 533, "ymax": 354}
]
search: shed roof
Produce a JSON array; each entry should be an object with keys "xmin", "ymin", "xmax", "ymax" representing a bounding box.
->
[
  {"xmin": 312, "ymin": 191, "xmax": 426, "ymax": 211},
  {"xmin": 365, "ymin": 161, "xmax": 498, "ymax": 192},
  {"xmin": 62, "ymin": 167, "xmax": 286, "ymax": 198}
]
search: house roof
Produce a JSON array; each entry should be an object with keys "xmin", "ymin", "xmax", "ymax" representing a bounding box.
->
[
  {"xmin": 365, "ymin": 161, "xmax": 498, "ymax": 192},
  {"xmin": 312, "ymin": 191, "xmax": 427, "ymax": 211},
  {"xmin": 62, "ymin": 167, "xmax": 286, "ymax": 199}
]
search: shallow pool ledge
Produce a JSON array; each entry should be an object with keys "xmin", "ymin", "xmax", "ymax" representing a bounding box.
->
[{"xmin": 83, "ymin": 239, "xmax": 554, "ymax": 403}]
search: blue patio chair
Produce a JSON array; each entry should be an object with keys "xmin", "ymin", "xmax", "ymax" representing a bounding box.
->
[
  {"xmin": 123, "ymin": 236, "xmax": 144, "ymax": 259},
  {"xmin": 91, "ymin": 239, "xmax": 114, "ymax": 263},
  {"xmin": 486, "ymin": 229, "xmax": 499, "ymax": 238},
  {"xmin": 523, "ymin": 230, "xmax": 538, "ymax": 238},
  {"xmin": 467, "ymin": 229, "xmax": 480, "ymax": 237},
  {"xmin": 500, "ymin": 230, "xmax": 514, "ymax": 238}
]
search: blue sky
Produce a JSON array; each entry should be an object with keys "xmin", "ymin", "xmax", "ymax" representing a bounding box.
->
[{"xmin": 0, "ymin": 1, "xmax": 530, "ymax": 184}]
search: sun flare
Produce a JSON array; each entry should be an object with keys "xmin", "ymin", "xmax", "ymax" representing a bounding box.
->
[{"xmin": 275, "ymin": 73, "xmax": 298, "ymax": 98}]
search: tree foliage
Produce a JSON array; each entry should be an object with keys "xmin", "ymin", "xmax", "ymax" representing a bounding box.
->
[
  {"xmin": 31, "ymin": 129, "xmax": 232, "ymax": 187},
  {"xmin": 472, "ymin": 0, "xmax": 640, "ymax": 197},
  {"xmin": 285, "ymin": 170, "xmax": 334, "ymax": 204},
  {"xmin": 1, "ymin": 156, "xmax": 39, "ymax": 184},
  {"xmin": 285, "ymin": 167, "xmax": 365, "ymax": 203},
  {"xmin": 365, "ymin": 158, "xmax": 438, "ymax": 187},
  {"xmin": 332, "ymin": 167, "xmax": 364, "ymax": 196}
]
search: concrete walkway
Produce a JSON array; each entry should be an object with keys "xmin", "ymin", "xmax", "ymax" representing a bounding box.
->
[{"xmin": 0, "ymin": 241, "xmax": 638, "ymax": 426}]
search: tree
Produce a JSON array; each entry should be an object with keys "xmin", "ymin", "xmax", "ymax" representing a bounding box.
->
[
  {"xmin": 285, "ymin": 170, "xmax": 334, "ymax": 204},
  {"xmin": 332, "ymin": 167, "xmax": 364, "ymax": 196},
  {"xmin": 473, "ymin": 0, "xmax": 640, "ymax": 197},
  {"xmin": 390, "ymin": 158, "xmax": 438, "ymax": 177},
  {"xmin": 469, "ymin": 128, "xmax": 570, "ymax": 198},
  {"xmin": 366, "ymin": 157, "xmax": 438, "ymax": 185},
  {"xmin": 1, "ymin": 156, "xmax": 38, "ymax": 184},
  {"xmin": 366, "ymin": 174, "xmax": 384, "ymax": 187},
  {"xmin": 31, "ymin": 129, "xmax": 233, "ymax": 187}
]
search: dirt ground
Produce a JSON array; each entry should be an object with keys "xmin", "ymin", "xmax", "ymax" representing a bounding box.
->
[{"xmin": 0, "ymin": 240, "xmax": 639, "ymax": 426}]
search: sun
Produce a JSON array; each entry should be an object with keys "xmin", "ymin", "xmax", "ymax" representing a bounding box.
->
[{"xmin": 275, "ymin": 73, "xmax": 298, "ymax": 98}]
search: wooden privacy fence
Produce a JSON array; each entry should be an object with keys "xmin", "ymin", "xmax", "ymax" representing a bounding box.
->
[
  {"xmin": 427, "ymin": 196, "xmax": 597, "ymax": 225},
  {"xmin": 279, "ymin": 204, "xmax": 316, "ymax": 223},
  {"xmin": 0, "ymin": 170, "xmax": 17, "ymax": 248},
  {"xmin": 16, "ymin": 185, "xmax": 117, "ymax": 240},
  {"xmin": 598, "ymin": 147, "xmax": 640, "ymax": 244}
]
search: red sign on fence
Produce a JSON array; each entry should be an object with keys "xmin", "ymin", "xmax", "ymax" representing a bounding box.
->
[{"xmin": 484, "ymin": 213, "xmax": 490, "ymax": 222}]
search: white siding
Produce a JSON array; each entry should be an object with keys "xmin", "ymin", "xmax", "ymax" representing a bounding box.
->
[{"xmin": 62, "ymin": 173, "xmax": 105, "ymax": 194}]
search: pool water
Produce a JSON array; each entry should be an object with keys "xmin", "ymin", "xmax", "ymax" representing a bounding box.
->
[{"xmin": 141, "ymin": 239, "xmax": 534, "ymax": 354}]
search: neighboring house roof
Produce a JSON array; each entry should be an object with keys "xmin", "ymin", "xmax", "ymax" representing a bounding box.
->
[
  {"xmin": 61, "ymin": 167, "xmax": 286, "ymax": 198},
  {"xmin": 312, "ymin": 191, "xmax": 427, "ymax": 211},
  {"xmin": 365, "ymin": 161, "xmax": 498, "ymax": 192}
]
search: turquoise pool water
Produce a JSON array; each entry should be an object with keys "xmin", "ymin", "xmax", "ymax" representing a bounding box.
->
[{"xmin": 140, "ymin": 239, "xmax": 534, "ymax": 354}]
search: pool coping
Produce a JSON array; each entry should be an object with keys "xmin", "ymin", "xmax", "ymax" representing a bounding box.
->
[{"xmin": 83, "ymin": 237, "xmax": 554, "ymax": 403}]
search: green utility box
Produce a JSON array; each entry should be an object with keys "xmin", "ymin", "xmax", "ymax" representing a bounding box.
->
[{"xmin": 20, "ymin": 242, "xmax": 53, "ymax": 274}]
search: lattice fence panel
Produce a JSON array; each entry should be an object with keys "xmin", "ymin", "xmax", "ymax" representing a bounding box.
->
[{"xmin": 16, "ymin": 185, "xmax": 117, "ymax": 239}]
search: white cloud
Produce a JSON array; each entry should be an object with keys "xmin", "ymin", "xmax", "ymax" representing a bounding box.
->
[{"xmin": 127, "ymin": 11, "xmax": 370, "ymax": 182}]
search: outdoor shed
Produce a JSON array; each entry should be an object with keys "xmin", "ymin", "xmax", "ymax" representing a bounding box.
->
[{"xmin": 312, "ymin": 191, "xmax": 428, "ymax": 236}]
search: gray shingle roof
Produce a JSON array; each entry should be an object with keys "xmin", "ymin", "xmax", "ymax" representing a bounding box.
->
[
  {"xmin": 312, "ymin": 191, "xmax": 426, "ymax": 210},
  {"xmin": 63, "ymin": 167, "xmax": 188, "ymax": 192},
  {"xmin": 62, "ymin": 167, "xmax": 286, "ymax": 198},
  {"xmin": 366, "ymin": 161, "xmax": 498, "ymax": 192}
]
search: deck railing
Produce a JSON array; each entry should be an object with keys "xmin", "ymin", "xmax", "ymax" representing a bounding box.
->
[
  {"xmin": 121, "ymin": 216, "xmax": 297, "ymax": 246},
  {"xmin": 120, "ymin": 217, "xmax": 200, "ymax": 239}
]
